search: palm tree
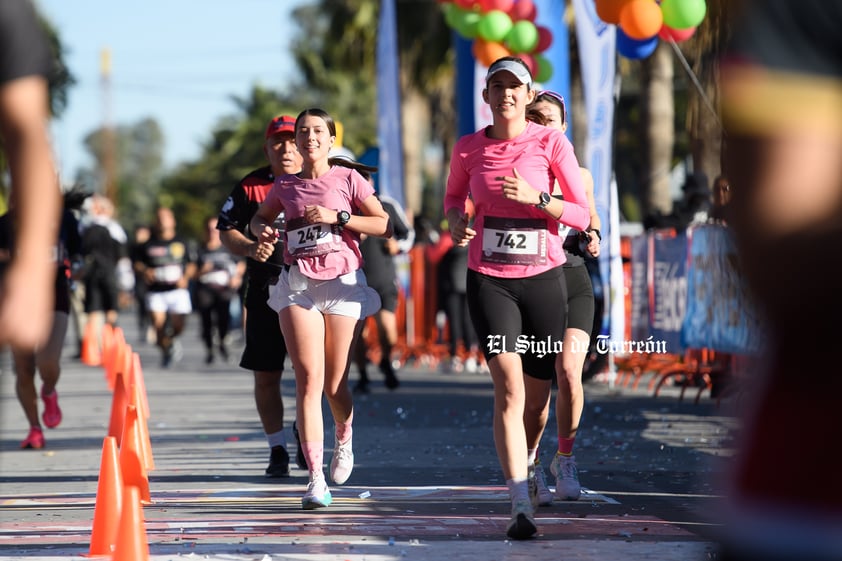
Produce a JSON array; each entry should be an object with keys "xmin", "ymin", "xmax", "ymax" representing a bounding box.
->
[
  {"xmin": 640, "ymin": 41, "xmax": 676, "ymax": 217},
  {"xmin": 680, "ymin": 0, "xmax": 732, "ymax": 184}
]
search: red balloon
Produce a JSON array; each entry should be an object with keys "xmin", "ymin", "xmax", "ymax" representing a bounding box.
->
[
  {"xmin": 519, "ymin": 52, "xmax": 537, "ymax": 76},
  {"xmin": 508, "ymin": 0, "xmax": 536, "ymax": 22},
  {"xmin": 454, "ymin": 0, "xmax": 476, "ymax": 9},
  {"xmin": 657, "ymin": 24, "xmax": 696, "ymax": 42},
  {"xmin": 534, "ymin": 24, "xmax": 553, "ymax": 52},
  {"xmin": 480, "ymin": 0, "xmax": 514, "ymax": 13}
]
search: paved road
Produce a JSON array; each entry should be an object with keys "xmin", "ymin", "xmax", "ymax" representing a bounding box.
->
[{"xmin": 0, "ymin": 319, "xmax": 737, "ymax": 560}]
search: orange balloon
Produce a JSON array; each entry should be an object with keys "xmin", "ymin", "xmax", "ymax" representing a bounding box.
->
[
  {"xmin": 619, "ymin": 0, "xmax": 663, "ymax": 40},
  {"xmin": 595, "ymin": 0, "xmax": 633, "ymax": 25},
  {"xmin": 472, "ymin": 37, "xmax": 511, "ymax": 67}
]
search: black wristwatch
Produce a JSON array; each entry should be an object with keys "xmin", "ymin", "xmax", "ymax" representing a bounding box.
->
[
  {"xmin": 535, "ymin": 192, "xmax": 551, "ymax": 210},
  {"xmin": 336, "ymin": 210, "xmax": 351, "ymax": 227},
  {"xmin": 587, "ymin": 228, "xmax": 602, "ymax": 242}
]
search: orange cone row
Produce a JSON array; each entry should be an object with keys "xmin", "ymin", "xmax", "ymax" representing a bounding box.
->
[{"xmin": 89, "ymin": 324, "xmax": 154, "ymax": 560}]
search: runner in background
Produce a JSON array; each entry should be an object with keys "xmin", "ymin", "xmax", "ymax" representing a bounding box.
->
[
  {"xmin": 134, "ymin": 207, "xmax": 196, "ymax": 368},
  {"xmin": 194, "ymin": 216, "xmax": 243, "ymax": 365},
  {"xmin": 0, "ymin": 196, "xmax": 82, "ymax": 448},
  {"xmin": 353, "ymin": 167, "xmax": 414, "ymax": 393},
  {"xmin": 217, "ymin": 114, "xmax": 304, "ymax": 478},
  {"xmin": 523, "ymin": 90, "xmax": 601, "ymax": 506}
]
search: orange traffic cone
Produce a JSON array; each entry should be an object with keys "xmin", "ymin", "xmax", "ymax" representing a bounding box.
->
[
  {"xmin": 105, "ymin": 327, "xmax": 127, "ymax": 391},
  {"xmin": 89, "ymin": 436, "xmax": 123, "ymax": 556},
  {"xmin": 130, "ymin": 382, "xmax": 155, "ymax": 472},
  {"xmin": 119, "ymin": 405, "xmax": 151, "ymax": 504},
  {"xmin": 80, "ymin": 320, "xmax": 101, "ymax": 366},
  {"xmin": 112, "ymin": 486, "xmax": 149, "ymax": 561},
  {"xmin": 130, "ymin": 352, "xmax": 150, "ymax": 420},
  {"xmin": 107, "ymin": 371, "xmax": 128, "ymax": 446}
]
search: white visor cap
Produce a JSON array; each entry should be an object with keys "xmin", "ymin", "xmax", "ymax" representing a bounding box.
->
[{"xmin": 485, "ymin": 60, "xmax": 532, "ymax": 88}]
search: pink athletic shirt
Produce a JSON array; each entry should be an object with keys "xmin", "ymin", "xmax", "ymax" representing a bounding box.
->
[
  {"xmin": 444, "ymin": 121, "xmax": 590, "ymax": 278},
  {"xmin": 262, "ymin": 165, "xmax": 375, "ymax": 280}
]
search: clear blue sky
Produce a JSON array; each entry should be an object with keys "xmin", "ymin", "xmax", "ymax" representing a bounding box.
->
[{"xmin": 36, "ymin": 0, "xmax": 308, "ymax": 184}]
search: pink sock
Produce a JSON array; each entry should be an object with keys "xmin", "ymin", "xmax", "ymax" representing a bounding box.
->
[
  {"xmin": 302, "ymin": 441, "xmax": 324, "ymax": 478},
  {"xmin": 335, "ymin": 411, "xmax": 353, "ymax": 444},
  {"xmin": 558, "ymin": 437, "xmax": 575, "ymax": 456}
]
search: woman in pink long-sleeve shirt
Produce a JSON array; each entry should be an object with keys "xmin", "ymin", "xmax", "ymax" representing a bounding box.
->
[{"xmin": 443, "ymin": 56, "xmax": 589, "ymax": 541}]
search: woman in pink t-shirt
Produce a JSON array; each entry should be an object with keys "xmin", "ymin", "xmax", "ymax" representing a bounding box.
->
[
  {"xmin": 444, "ymin": 56, "xmax": 590, "ymax": 540},
  {"xmin": 250, "ymin": 108, "xmax": 392, "ymax": 510}
]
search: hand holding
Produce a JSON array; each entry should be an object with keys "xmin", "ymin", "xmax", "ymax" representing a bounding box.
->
[
  {"xmin": 252, "ymin": 240, "xmax": 275, "ymax": 262},
  {"xmin": 450, "ymin": 212, "xmax": 476, "ymax": 247},
  {"xmin": 586, "ymin": 232, "xmax": 601, "ymax": 258}
]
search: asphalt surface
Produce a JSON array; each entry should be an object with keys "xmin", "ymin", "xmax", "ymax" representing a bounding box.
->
[{"xmin": 0, "ymin": 317, "xmax": 738, "ymax": 560}]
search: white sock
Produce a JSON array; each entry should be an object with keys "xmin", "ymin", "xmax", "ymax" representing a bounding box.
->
[
  {"xmin": 506, "ymin": 478, "xmax": 530, "ymax": 505},
  {"xmin": 267, "ymin": 430, "xmax": 287, "ymax": 449}
]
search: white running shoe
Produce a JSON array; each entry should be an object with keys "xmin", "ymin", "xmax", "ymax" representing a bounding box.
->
[
  {"xmin": 330, "ymin": 435, "xmax": 354, "ymax": 485},
  {"xmin": 533, "ymin": 460, "xmax": 554, "ymax": 506},
  {"xmin": 301, "ymin": 477, "xmax": 332, "ymax": 509},
  {"xmin": 550, "ymin": 454, "xmax": 581, "ymax": 501},
  {"xmin": 506, "ymin": 499, "xmax": 537, "ymax": 540}
]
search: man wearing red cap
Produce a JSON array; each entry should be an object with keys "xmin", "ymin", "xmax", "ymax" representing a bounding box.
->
[{"xmin": 216, "ymin": 114, "xmax": 304, "ymax": 477}]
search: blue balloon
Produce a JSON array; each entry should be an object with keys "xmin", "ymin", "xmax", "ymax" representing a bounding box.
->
[{"xmin": 616, "ymin": 28, "xmax": 658, "ymax": 59}]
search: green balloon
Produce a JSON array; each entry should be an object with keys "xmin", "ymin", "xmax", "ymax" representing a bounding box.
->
[
  {"xmin": 477, "ymin": 10, "xmax": 513, "ymax": 43},
  {"xmin": 660, "ymin": 0, "xmax": 707, "ymax": 30},
  {"xmin": 506, "ymin": 20, "xmax": 539, "ymax": 54},
  {"xmin": 534, "ymin": 54, "xmax": 553, "ymax": 83},
  {"xmin": 457, "ymin": 10, "xmax": 483, "ymax": 39}
]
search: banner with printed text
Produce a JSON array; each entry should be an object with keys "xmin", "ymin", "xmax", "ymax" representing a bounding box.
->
[
  {"xmin": 572, "ymin": 0, "xmax": 619, "ymax": 343},
  {"xmin": 681, "ymin": 225, "xmax": 766, "ymax": 354},
  {"xmin": 648, "ymin": 232, "xmax": 688, "ymax": 354}
]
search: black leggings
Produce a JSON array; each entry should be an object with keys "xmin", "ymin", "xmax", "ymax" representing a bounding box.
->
[
  {"xmin": 466, "ymin": 265, "xmax": 567, "ymax": 362},
  {"xmin": 443, "ymin": 291, "xmax": 477, "ymax": 356}
]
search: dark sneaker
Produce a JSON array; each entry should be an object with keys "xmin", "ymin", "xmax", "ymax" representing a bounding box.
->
[
  {"xmin": 380, "ymin": 358, "xmax": 400, "ymax": 390},
  {"xmin": 265, "ymin": 445, "xmax": 290, "ymax": 478},
  {"xmin": 292, "ymin": 421, "xmax": 307, "ymax": 470},
  {"xmin": 161, "ymin": 344, "xmax": 174, "ymax": 368}
]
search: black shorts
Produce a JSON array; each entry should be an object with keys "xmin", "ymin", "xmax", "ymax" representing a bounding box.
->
[
  {"xmin": 467, "ymin": 265, "xmax": 567, "ymax": 370},
  {"xmin": 369, "ymin": 278, "xmax": 399, "ymax": 313},
  {"xmin": 521, "ymin": 265, "xmax": 594, "ymax": 380},
  {"xmin": 84, "ymin": 274, "xmax": 120, "ymax": 313},
  {"xmin": 239, "ymin": 276, "xmax": 287, "ymax": 372},
  {"xmin": 564, "ymin": 264, "xmax": 594, "ymax": 333}
]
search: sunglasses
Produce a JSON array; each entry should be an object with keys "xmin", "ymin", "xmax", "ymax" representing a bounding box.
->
[{"xmin": 535, "ymin": 90, "xmax": 567, "ymax": 124}]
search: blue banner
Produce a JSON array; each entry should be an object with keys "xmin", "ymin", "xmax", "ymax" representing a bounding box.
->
[
  {"xmin": 629, "ymin": 233, "xmax": 649, "ymax": 342},
  {"xmin": 681, "ymin": 225, "xmax": 766, "ymax": 355},
  {"xmin": 376, "ymin": 0, "xmax": 405, "ymax": 207},
  {"xmin": 649, "ymin": 232, "xmax": 688, "ymax": 354}
]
